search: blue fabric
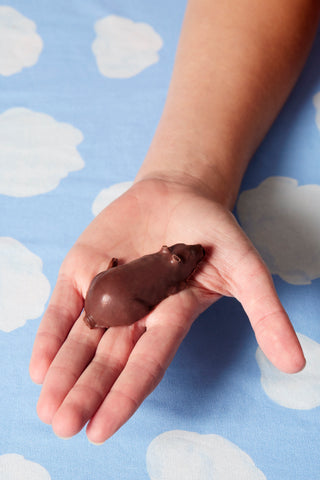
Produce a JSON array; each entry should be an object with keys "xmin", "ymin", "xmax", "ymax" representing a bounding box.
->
[{"xmin": 0, "ymin": 2, "xmax": 319, "ymax": 479}]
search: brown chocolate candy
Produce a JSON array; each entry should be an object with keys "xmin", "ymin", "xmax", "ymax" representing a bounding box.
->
[{"xmin": 84, "ymin": 243, "xmax": 205, "ymax": 328}]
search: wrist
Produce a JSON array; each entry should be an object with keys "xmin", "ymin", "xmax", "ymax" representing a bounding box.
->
[{"xmin": 135, "ymin": 127, "xmax": 245, "ymax": 210}]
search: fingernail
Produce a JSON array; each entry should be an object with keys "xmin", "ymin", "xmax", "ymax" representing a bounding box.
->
[
  {"xmin": 54, "ymin": 433, "xmax": 72, "ymax": 440},
  {"xmin": 88, "ymin": 438, "xmax": 105, "ymax": 446}
]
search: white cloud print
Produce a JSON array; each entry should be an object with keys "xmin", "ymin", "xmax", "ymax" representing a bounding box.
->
[
  {"xmin": 92, "ymin": 181, "xmax": 133, "ymax": 216},
  {"xmin": 0, "ymin": 108, "xmax": 84, "ymax": 197},
  {"xmin": 92, "ymin": 15, "xmax": 163, "ymax": 78},
  {"xmin": 147, "ymin": 430, "xmax": 266, "ymax": 480},
  {"xmin": 0, "ymin": 237, "xmax": 50, "ymax": 332},
  {"xmin": 256, "ymin": 333, "xmax": 320, "ymax": 410},
  {"xmin": 237, "ymin": 176, "xmax": 320, "ymax": 284},
  {"xmin": 0, "ymin": 454, "xmax": 51, "ymax": 479},
  {"xmin": 0, "ymin": 6, "xmax": 43, "ymax": 76}
]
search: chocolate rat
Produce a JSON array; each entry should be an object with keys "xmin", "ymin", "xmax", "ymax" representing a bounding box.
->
[{"xmin": 83, "ymin": 243, "xmax": 205, "ymax": 329}]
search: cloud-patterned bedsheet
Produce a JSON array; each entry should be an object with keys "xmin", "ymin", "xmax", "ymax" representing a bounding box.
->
[{"xmin": 0, "ymin": 2, "xmax": 319, "ymax": 479}]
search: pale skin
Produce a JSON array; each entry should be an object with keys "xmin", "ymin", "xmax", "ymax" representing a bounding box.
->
[{"xmin": 30, "ymin": 0, "xmax": 320, "ymax": 444}]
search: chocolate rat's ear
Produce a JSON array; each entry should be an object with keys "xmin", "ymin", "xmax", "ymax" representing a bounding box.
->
[
  {"xmin": 161, "ymin": 245, "xmax": 170, "ymax": 254},
  {"xmin": 171, "ymin": 253, "xmax": 182, "ymax": 264},
  {"xmin": 107, "ymin": 257, "xmax": 118, "ymax": 269}
]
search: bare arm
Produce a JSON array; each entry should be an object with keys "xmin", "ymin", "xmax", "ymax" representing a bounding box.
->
[{"xmin": 137, "ymin": 0, "xmax": 320, "ymax": 207}]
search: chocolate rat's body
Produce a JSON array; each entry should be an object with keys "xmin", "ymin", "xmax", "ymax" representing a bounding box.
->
[{"xmin": 84, "ymin": 243, "xmax": 205, "ymax": 328}]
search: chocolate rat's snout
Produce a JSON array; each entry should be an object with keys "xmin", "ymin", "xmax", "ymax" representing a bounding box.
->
[
  {"xmin": 169, "ymin": 243, "xmax": 205, "ymax": 263},
  {"xmin": 189, "ymin": 244, "xmax": 205, "ymax": 262}
]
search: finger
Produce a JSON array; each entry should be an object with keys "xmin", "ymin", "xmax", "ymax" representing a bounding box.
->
[
  {"xmin": 85, "ymin": 291, "xmax": 197, "ymax": 444},
  {"xmin": 36, "ymin": 312, "xmax": 104, "ymax": 425},
  {"xmin": 29, "ymin": 273, "xmax": 84, "ymax": 384},
  {"xmin": 51, "ymin": 323, "xmax": 146, "ymax": 439},
  {"xmin": 233, "ymin": 249, "xmax": 305, "ymax": 373}
]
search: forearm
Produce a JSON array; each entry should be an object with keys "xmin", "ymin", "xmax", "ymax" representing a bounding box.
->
[{"xmin": 136, "ymin": 0, "xmax": 320, "ymax": 207}]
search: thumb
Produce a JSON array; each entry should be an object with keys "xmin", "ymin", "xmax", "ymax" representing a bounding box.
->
[{"xmin": 232, "ymin": 248, "xmax": 305, "ymax": 373}]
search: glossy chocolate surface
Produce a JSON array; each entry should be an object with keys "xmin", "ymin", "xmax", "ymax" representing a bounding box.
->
[{"xmin": 84, "ymin": 243, "xmax": 205, "ymax": 328}]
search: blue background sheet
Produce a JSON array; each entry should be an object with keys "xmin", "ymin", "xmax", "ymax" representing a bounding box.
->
[{"xmin": 0, "ymin": 1, "xmax": 320, "ymax": 479}]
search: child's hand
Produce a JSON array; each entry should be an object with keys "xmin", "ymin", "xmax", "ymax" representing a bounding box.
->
[{"xmin": 29, "ymin": 178, "xmax": 305, "ymax": 444}]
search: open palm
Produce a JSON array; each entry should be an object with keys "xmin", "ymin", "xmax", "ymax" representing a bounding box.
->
[{"xmin": 29, "ymin": 178, "xmax": 304, "ymax": 444}]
